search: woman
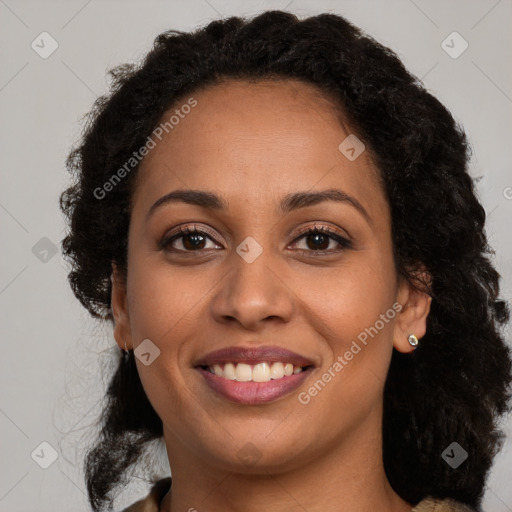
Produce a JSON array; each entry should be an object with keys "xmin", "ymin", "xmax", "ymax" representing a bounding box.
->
[{"xmin": 59, "ymin": 10, "xmax": 512, "ymax": 512}]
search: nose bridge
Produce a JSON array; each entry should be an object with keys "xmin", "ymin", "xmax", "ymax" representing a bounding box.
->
[
  {"xmin": 210, "ymin": 234, "xmax": 294, "ymax": 328},
  {"xmin": 233, "ymin": 237, "xmax": 276, "ymax": 291}
]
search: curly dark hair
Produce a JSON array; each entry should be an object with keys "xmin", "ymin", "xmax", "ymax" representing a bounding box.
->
[{"xmin": 59, "ymin": 10, "xmax": 512, "ymax": 512}]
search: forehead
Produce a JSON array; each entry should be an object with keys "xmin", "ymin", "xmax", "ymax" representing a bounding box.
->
[{"xmin": 133, "ymin": 78, "xmax": 384, "ymax": 218}]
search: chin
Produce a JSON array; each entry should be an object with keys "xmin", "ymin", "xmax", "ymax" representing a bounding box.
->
[{"xmin": 194, "ymin": 432, "xmax": 315, "ymax": 474}]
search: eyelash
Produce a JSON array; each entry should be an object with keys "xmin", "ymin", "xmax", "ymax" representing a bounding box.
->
[{"xmin": 160, "ymin": 224, "xmax": 352, "ymax": 256}]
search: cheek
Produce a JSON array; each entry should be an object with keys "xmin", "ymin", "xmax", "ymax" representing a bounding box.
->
[
  {"xmin": 297, "ymin": 253, "xmax": 397, "ymax": 391},
  {"xmin": 299, "ymin": 256, "xmax": 396, "ymax": 338},
  {"xmin": 126, "ymin": 255, "xmax": 210, "ymax": 346},
  {"xmin": 125, "ymin": 259, "xmax": 207, "ymax": 422}
]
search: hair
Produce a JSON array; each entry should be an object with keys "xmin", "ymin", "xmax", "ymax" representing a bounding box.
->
[{"xmin": 59, "ymin": 10, "xmax": 512, "ymax": 512}]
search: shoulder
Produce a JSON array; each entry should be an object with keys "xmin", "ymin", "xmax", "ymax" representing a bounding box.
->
[
  {"xmin": 412, "ymin": 496, "xmax": 482, "ymax": 512},
  {"xmin": 121, "ymin": 477, "xmax": 172, "ymax": 512}
]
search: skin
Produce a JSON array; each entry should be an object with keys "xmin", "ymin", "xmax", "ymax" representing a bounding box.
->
[{"xmin": 111, "ymin": 78, "xmax": 432, "ymax": 512}]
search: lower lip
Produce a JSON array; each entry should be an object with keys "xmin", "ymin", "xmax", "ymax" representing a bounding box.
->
[{"xmin": 196, "ymin": 367, "xmax": 313, "ymax": 404}]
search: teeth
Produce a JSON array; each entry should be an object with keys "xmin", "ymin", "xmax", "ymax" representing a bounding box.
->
[
  {"xmin": 235, "ymin": 363, "xmax": 252, "ymax": 382},
  {"xmin": 284, "ymin": 363, "xmax": 294, "ymax": 376},
  {"xmin": 223, "ymin": 362, "xmax": 236, "ymax": 380},
  {"xmin": 207, "ymin": 362, "xmax": 305, "ymax": 382},
  {"xmin": 252, "ymin": 362, "xmax": 271, "ymax": 382},
  {"xmin": 270, "ymin": 362, "xmax": 284, "ymax": 379}
]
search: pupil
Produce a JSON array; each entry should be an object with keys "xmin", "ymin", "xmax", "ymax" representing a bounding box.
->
[
  {"xmin": 308, "ymin": 233, "xmax": 328, "ymax": 250},
  {"xmin": 184, "ymin": 233, "xmax": 205, "ymax": 250}
]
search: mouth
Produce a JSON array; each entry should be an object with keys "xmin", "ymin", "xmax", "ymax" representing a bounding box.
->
[
  {"xmin": 200, "ymin": 361, "xmax": 310, "ymax": 381},
  {"xmin": 193, "ymin": 346, "xmax": 316, "ymax": 404}
]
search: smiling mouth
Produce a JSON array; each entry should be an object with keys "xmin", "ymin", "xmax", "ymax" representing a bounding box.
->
[
  {"xmin": 199, "ymin": 361, "xmax": 313, "ymax": 382},
  {"xmin": 195, "ymin": 362, "xmax": 315, "ymax": 404}
]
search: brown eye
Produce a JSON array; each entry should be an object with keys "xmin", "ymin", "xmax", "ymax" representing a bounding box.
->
[
  {"xmin": 290, "ymin": 226, "xmax": 351, "ymax": 254},
  {"xmin": 161, "ymin": 226, "xmax": 222, "ymax": 253}
]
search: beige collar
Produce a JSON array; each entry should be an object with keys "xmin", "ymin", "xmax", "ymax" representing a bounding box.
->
[{"xmin": 122, "ymin": 479, "xmax": 478, "ymax": 512}]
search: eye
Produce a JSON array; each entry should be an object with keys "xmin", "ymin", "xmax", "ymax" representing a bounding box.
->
[
  {"xmin": 160, "ymin": 225, "xmax": 221, "ymax": 253},
  {"xmin": 289, "ymin": 225, "xmax": 351, "ymax": 254},
  {"xmin": 160, "ymin": 223, "xmax": 351, "ymax": 255}
]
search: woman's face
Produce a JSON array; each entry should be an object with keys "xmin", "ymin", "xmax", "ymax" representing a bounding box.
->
[{"xmin": 112, "ymin": 79, "xmax": 430, "ymax": 474}]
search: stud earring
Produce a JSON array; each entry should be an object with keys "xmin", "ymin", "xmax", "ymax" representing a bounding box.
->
[{"xmin": 408, "ymin": 334, "xmax": 419, "ymax": 348}]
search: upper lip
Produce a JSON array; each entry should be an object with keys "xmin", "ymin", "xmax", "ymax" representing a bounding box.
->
[{"xmin": 194, "ymin": 345, "xmax": 316, "ymax": 368}]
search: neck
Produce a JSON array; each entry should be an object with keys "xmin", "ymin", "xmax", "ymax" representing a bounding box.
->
[{"xmin": 159, "ymin": 418, "xmax": 413, "ymax": 512}]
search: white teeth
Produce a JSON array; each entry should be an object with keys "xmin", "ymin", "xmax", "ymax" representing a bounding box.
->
[
  {"xmin": 252, "ymin": 362, "xmax": 271, "ymax": 382},
  {"xmin": 270, "ymin": 362, "xmax": 284, "ymax": 379},
  {"xmin": 206, "ymin": 361, "xmax": 305, "ymax": 382},
  {"xmin": 284, "ymin": 363, "xmax": 294, "ymax": 376},
  {"xmin": 235, "ymin": 363, "xmax": 252, "ymax": 382},
  {"xmin": 223, "ymin": 362, "xmax": 236, "ymax": 380}
]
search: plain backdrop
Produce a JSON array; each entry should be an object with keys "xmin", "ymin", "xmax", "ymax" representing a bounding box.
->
[{"xmin": 1, "ymin": 0, "xmax": 511, "ymax": 510}]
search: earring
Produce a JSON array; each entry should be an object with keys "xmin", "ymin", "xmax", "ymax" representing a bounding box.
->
[
  {"xmin": 408, "ymin": 334, "xmax": 419, "ymax": 348},
  {"xmin": 123, "ymin": 339, "xmax": 130, "ymax": 356}
]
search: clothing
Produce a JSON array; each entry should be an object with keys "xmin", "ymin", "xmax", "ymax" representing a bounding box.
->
[{"xmin": 121, "ymin": 477, "xmax": 479, "ymax": 512}]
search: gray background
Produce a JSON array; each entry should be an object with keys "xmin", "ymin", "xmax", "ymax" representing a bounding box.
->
[{"xmin": 1, "ymin": 0, "xmax": 511, "ymax": 510}]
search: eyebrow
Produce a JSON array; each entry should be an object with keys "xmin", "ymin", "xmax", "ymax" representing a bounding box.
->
[{"xmin": 146, "ymin": 188, "xmax": 371, "ymax": 224}]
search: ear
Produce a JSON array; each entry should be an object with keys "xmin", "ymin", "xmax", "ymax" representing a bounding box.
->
[
  {"xmin": 393, "ymin": 270, "xmax": 432, "ymax": 353},
  {"xmin": 110, "ymin": 262, "xmax": 133, "ymax": 352}
]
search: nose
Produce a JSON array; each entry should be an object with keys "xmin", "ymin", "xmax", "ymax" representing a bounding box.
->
[{"xmin": 209, "ymin": 245, "xmax": 295, "ymax": 331}]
